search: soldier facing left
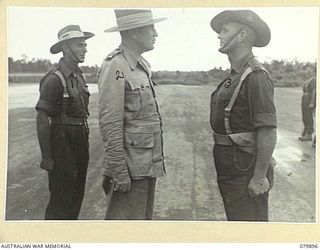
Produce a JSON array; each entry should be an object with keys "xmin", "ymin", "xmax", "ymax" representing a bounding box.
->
[{"xmin": 35, "ymin": 25, "xmax": 94, "ymax": 220}]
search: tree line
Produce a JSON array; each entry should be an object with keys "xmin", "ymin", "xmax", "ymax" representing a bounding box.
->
[
  {"xmin": 8, "ymin": 57, "xmax": 99, "ymax": 74},
  {"xmin": 8, "ymin": 57, "xmax": 316, "ymax": 87}
]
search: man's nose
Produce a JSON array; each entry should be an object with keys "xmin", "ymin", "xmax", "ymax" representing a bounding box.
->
[{"xmin": 154, "ymin": 29, "xmax": 158, "ymax": 37}]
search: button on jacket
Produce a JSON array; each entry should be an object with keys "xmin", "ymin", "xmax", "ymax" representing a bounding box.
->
[{"xmin": 98, "ymin": 45, "xmax": 165, "ymax": 182}]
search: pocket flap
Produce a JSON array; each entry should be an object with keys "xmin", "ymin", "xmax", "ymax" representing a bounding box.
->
[
  {"xmin": 83, "ymin": 85, "xmax": 90, "ymax": 94},
  {"xmin": 127, "ymin": 77, "xmax": 144, "ymax": 90},
  {"xmin": 124, "ymin": 132, "xmax": 154, "ymax": 148}
]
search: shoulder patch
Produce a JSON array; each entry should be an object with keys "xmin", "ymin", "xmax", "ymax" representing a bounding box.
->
[{"xmin": 106, "ymin": 48, "xmax": 124, "ymax": 61}]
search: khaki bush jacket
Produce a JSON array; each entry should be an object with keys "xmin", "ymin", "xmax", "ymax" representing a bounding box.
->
[{"xmin": 98, "ymin": 45, "xmax": 165, "ymax": 182}]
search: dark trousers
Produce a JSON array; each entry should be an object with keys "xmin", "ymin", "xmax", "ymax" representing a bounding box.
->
[
  {"xmin": 45, "ymin": 125, "xmax": 89, "ymax": 220},
  {"xmin": 301, "ymin": 94, "xmax": 314, "ymax": 135},
  {"xmin": 217, "ymin": 176, "xmax": 269, "ymax": 221},
  {"xmin": 213, "ymin": 144, "xmax": 271, "ymax": 221},
  {"xmin": 105, "ymin": 178, "xmax": 156, "ymax": 220}
]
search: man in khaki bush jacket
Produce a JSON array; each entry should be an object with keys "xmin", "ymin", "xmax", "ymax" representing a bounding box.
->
[{"xmin": 98, "ymin": 9, "xmax": 166, "ymax": 220}]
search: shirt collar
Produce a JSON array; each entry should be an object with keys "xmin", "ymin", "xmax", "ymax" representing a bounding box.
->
[
  {"xmin": 230, "ymin": 51, "xmax": 254, "ymax": 74},
  {"xmin": 59, "ymin": 58, "xmax": 82, "ymax": 77},
  {"xmin": 119, "ymin": 44, "xmax": 147, "ymax": 71}
]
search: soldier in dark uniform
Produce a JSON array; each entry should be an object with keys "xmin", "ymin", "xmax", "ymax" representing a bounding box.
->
[
  {"xmin": 98, "ymin": 9, "xmax": 166, "ymax": 220},
  {"xmin": 299, "ymin": 66, "xmax": 316, "ymax": 142},
  {"xmin": 36, "ymin": 25, "xmax": 94, "ymax": 220},
  {"xmin": 210, "ymin": 10, "xmax": 277, "ymax": 221}
]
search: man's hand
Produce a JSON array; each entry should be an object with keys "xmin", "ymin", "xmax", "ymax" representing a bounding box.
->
[
  {"xmin": 113, "ymin": 177, "xmax": 131, "ymax": 193},
  {"xmin": 102, "ymin": 175, "xmax": 112, "ymax": 194},
  {"xmin": 248, "ymin": 176, "xmax": 269, "ymax": 197},
  {"xmin": 40, "ymin": 158, "xmax": 54, "ymax": 171}
]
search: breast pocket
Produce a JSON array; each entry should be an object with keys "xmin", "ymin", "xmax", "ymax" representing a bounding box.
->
[
  {"xmin": 211, "ymin": 83, "xmax": 237, "ymax": 125},
  {"xmin": 217, "ymin": 83, "xmax": 235, "ymax": 101},
  {"xmin": 81, "ymin": 84, "xmax": 90, "ymax": 109},
  {"xmin": 124, "ymin": 78, "xmax": 143, "ymax": 119},
  {"xmin": 125, "ymin": 90, "xmax": 140, "ymax": 111},
  {"xmin": 66, "ymin": 96, "xmax": 83, "ymax": 117},
  {"xmin": 82, "ymin": 84, "xmax": 90, "ymax": 97}
]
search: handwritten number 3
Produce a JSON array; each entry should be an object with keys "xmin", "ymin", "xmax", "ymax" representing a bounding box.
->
[
  {"xmin": 116, "ymin": 70, "xmax": 124, "ymax": 80},
  {"xmin": 224, "ymin": 78, "xmax": 232, "ymax": 88}
]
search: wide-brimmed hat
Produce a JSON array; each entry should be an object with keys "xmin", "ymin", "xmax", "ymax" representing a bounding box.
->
[
  {"xmin": 210, "ymin": 10, "xmax": 271, "ymax": 47},
  {"xmin": 104, "ymin": 9, "xmax": 167, "ymax": 32},
  {"xmin": 50, "ymin": 25, "xmax": 95, "ymax": 54}
]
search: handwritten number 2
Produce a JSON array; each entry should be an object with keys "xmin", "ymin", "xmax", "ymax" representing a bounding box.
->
[{"xmin": 116, "ymin": 70, "xmax": 124, "ymax": 80}]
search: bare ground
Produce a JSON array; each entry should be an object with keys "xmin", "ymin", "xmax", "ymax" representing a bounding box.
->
[{"xmin": 5, "ymin": 85, "xmax": 315, "ymax": 222}]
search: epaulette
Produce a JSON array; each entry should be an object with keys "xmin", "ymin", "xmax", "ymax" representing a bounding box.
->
[
  {"xmin": 247, "ymin": 58, "xmax": 264, "ymax": 71},
  {"xmin": 247, "ymin": 57, "xmax": 271, "ymax": 78},
  {"xmin": 105, "ymin": 48, "xmax": 124, "ymax": 61},
  {"xmin": 39, "ymin": 64, "xmax": 61, "ymax": 90}
]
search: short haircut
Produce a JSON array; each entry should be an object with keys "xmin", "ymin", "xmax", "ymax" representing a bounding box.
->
[{"xmin": 241, "ymin": 25, "xmax": 256, "ymax": 46}]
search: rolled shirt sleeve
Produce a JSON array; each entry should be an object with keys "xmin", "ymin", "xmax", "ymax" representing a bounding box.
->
[
  {"xmin": 35, "ymin": 74, "xmax": 63, "ymax": 117},
  {"xmin": 98, "ymin": 58, "xmax": 129, "ymax": 182},
  {"xmin": 247, "ymin": 70, "xmax": 277, "ymax": 129}
]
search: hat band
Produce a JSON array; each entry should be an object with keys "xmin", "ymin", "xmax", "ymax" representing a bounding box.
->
[
  {"xmin": 58, "ymin": 30, "xmax": 85, "ymax": 42},
  {"xmin": 116, "ymin": 12, "xmax": 154, "ymax": 30}
]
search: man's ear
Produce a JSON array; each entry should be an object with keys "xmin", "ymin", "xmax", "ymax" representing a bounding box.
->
[
  {"xmin": 128, "ymin": 29, "xmax": 139, "ymax": 40},
  {"xmin": 60, "ymin": 41, "xmax": 69, "ymax": 52},
  {"xmin": 131, "ymin": 32, "xmax": 138, "ymax": 40},
  {"xmin": 238, "ymin": 30, "xmax": 247, "ymax": 42}
]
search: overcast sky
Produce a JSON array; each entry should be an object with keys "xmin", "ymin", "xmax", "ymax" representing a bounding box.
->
[{"xmin": 7, "ymin": 7, "xmax": 319, "ymax": 71}]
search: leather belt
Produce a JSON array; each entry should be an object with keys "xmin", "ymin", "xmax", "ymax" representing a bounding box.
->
[
  {"xmin": 51, "ymin": 116, "xmax": 87, "ymax": 126},
  {"xmin": 213, "ymin": 133, "xmax": 233, "ymax": 146}
]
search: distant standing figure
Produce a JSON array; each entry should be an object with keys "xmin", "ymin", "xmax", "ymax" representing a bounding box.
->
[
  {"xmin": 299, "ymin": 67, "xmax": 316, "ymax": 142},
  {"xmin": 210, "ymin": 10, "xmax": 277, "ymax": 221},
  {"xmin": 98, "ymin": 9, "xmax": 166, "ymax": 220},
  {"xmin": 311, "ymin": 74, "xmax": 316, "ymax": 147},
  {"xmin": 36, "ymin": 25, "xmax": 94, "ymax": 219}
]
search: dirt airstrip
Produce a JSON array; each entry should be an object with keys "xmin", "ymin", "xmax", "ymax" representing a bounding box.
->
[{"xmin": 6, "ymin": 84, "xmax": 316, "ymax": 222}]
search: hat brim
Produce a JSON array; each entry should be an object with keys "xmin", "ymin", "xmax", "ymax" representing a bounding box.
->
[
  {"xmin": 50, "ymin": 32, "xmax": 94, "ymax": 54},
  {"xmin": 210, "ymin": 11, "xmax": 270, "ymax": 47},
  {"xmin": 104, "ymin": 17, "xmax": 167, "ymax": 32}
]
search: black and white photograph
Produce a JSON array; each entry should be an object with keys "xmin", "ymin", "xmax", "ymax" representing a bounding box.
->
[{"xmin": 3, "ymin": 3, "xmax": 319, "ymax": 241}]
